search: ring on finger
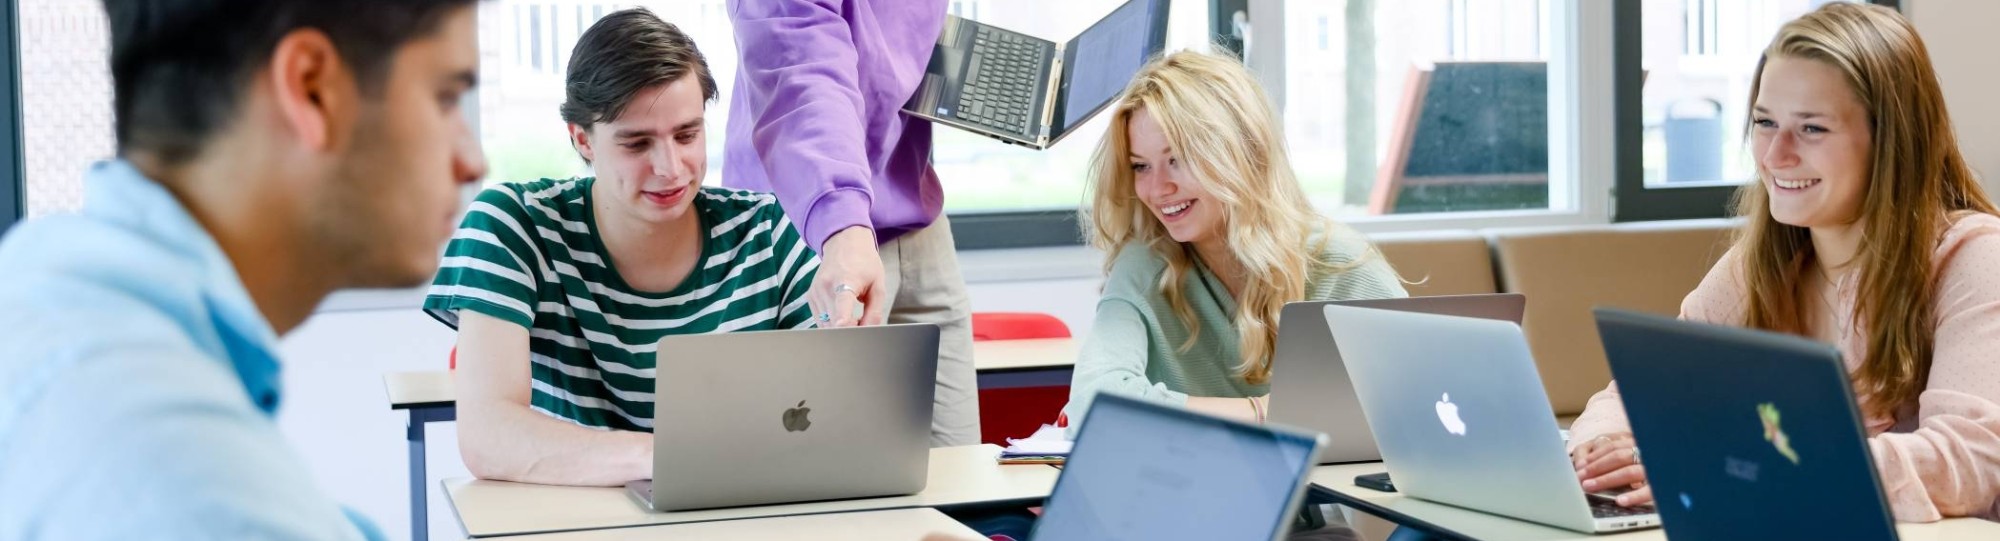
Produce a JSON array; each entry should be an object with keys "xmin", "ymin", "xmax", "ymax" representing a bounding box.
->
[{"xmin": 833, "ymin": 283, "xmax": 858, "ymax": 297}]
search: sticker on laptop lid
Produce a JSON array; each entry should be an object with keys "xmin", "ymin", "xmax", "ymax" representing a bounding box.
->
[{"xmin": 1758, "ymin": 403, "xmax": 1800, "ymax": 465}]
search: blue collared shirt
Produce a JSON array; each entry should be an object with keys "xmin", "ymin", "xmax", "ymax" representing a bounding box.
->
[{"xmin": 0, "ymin": 161, "xmax": 381, "ymax": 540}]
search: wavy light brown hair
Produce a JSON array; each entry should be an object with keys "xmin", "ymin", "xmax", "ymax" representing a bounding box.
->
[
  {"xmin": 1086, "ymin": 51, "xmax": 1363, "ymax": 385},
  {"xmin": 1732, "ymin": 3, "xmax": 1995, "ymax": 419}
]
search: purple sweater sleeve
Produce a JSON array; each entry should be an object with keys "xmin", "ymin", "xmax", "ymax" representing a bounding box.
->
[{"xmin": 728, "ymin": 0, "xmax": 876, "ymax": 249}]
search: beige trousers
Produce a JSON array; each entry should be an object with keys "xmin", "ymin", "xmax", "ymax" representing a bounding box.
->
[{"xmin": 879, "ymin": 214, "xmax": 980, "ymax": 446}]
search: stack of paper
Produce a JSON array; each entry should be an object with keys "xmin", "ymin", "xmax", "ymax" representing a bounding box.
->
[{"xmin": 999, "ymin": 423, "xmax": 1072, "ymax": 463}]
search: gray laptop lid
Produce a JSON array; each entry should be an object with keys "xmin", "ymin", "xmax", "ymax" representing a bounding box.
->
[
  {"xmin": 1270, "ymin": 294, "xmax": 1525, "ymax": 464},
  {"xmin": 635, "ymin": 323, "xmax": 939, "ymax": 512},
  {"xmin": 1032, "ymin": 393, "xmax": 1326, "ymax": 541},
  {"xmin": 1322, "ymin": 305, "xmax": 1604, "ymax": 532}
]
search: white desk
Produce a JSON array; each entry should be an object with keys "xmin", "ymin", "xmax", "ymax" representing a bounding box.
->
[
  {"xmin": 493, "ymin": 508, "xmax": 980, "ymax": 540},
  {"xmin": 385, "ymin": 370, "xmax": 454, "ymax": 408},
  {"xmin": 444, "ymin": 444, "xmax": 1060, "ymax": 538},
  {"xmin": 971, "ymin": 338, "xmax": 1076, "ymax": 371},
  {"xmin": 1309, "ymin": 463, "xmax": 2000, "ymax": 540},
  {"xmin": 388, "ymin": 338, "xmax": 1077, "ymax": 541},
  {"xmin": 971, "ymin": 337, "xmax": 1077, "ymax": 389},
  {"xmin": 384, "ymin": 371, "xmax": 457, "ymax": 541}
]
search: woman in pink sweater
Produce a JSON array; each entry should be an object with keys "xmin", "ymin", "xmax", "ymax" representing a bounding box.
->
[{"xmin": 1569, "ymin": 3, "xmax": 2000, "ymax": 521}]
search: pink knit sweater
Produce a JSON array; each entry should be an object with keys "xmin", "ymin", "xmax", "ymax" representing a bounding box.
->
[{"xmin": 1569, "ymin": 213, "xmax": 2000, "ymax": 522}]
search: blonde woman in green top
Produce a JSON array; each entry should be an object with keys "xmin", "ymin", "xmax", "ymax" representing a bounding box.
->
[{"xmin": 1063, "ymin": 51, "xmax": 1408, "ymax": 428}]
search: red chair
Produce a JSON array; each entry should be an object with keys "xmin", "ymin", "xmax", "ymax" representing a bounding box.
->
[
  {"xmin": 971, "ymin": 312, "xmax": 1072, "ymax": 341},
  {"xmin": 972, "ymin": 312, "xmax": 1074, "ymax": 446}
]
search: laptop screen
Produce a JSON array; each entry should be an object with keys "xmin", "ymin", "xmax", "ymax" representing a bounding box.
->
[
  {"xmin": 1055, "ymin": 0, "xmax": 1160, "ymax": 133},
  {"xmin": 1032, "ymin": 395, "xmax": 1318, "ymax": 541}
]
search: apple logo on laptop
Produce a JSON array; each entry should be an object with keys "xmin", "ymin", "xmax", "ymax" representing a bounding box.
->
[
  {"xmin": 1435, "ymin": 393, "xmax": 1467, "ymax": 435},
  {"xmin": 782, "ymin": 400, "xmax": 812, "ymax": 432}
]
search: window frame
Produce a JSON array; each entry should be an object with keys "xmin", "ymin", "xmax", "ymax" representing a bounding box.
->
[
  {"xmin": 1609, "ymin": 0, "xmax": 1899, "ymax": 222},
  {"xmin": 1, "ymin": 0, "xmax": 21, "ymax": 234},
  {"xmin": 950, "ymin": 0, "xmax": 1617, "ymax": 249}
]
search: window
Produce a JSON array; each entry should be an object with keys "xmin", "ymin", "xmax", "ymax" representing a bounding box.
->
[
  {"xmin": 1283, "ymin": 0, "xmax": 1558, "ymax": 218},
  {"xmin": 475, "ymin": 2, "xmax": 717, "ymax": 188},
  {"xmin": 471, "ymin": 0, "xmax": 1209, "ymax": 215},
  {"xmin": 16, "ymin": 1, "xmax": 1852, "ymax": 245},
  {"xmin": 17, "ymin": 0, "xmax": 113, "ymax": 219},
  {"xmin": 1614, "ymin": 0, "xmax": 1893, "ymax": 221},
  {"xmin": 1645, "ymin": 0, "xmax": 1830, "ymax": 188},
  {"xmin": 1316, "ymin": 16, "xmax": 1329, "ymax": 51},
  {"xmin": 0, "ymin": 0, "xmax": 19, "ymax": 233}
]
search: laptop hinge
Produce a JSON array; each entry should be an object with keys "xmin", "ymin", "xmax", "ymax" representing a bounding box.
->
[{"xmin": 1039, "ymin": 45, "xmax": 1063, "ymax": 142}]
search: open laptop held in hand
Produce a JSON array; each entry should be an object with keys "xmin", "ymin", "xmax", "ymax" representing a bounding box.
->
[{"xmin": 903, "ymin": 0, "xmax": 1171, "ymax": 149}]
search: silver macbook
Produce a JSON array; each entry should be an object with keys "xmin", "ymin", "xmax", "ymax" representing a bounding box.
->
[
  {"xmin": 1321, "ymin": 306, "xmax": 1660, "ymax": 534},
  {"xmin": 1270, "ymin": 294, "xmax": 1525, "ymax": 464},
  {"xmin": 1032, "ymin": 393, "xmax": 1327, "ymax": 541},
  {"xmin": 902, "ymin": 0, "xmax": 1170, "ymax": 149},
  {"xmin": 625, "ymin": 323, "xmax": 940, "ymax": 512}
]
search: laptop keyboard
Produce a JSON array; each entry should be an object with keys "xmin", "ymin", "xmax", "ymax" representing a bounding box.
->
[
  {"xmin": 956, "ymin": 27, "xmax": 1046, "ymax": 136},
  {"xmin": 1589, "ymin": 499, "xmax": 1657, "ymax": 519}
]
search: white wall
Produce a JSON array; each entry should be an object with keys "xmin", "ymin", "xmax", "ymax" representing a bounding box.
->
[
  {"xmin": 1907, "ymin": 0, "xmax": 2000, "ymax": 194},
  {"xmin": 277, "ymin": 310, "xmax": 459, "ymax": 541}
]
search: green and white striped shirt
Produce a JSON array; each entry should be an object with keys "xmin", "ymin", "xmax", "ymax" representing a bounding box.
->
[{"xmin": 424, "ymin": 178, "xmax": 818, "ymax": 431}]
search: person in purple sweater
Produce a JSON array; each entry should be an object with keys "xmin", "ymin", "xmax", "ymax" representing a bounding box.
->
[{"xmin": 724, "ymin": 0, "xmax": 979, "ymax": 447}]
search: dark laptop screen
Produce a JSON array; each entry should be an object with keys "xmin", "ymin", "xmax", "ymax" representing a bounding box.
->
[{"xmin": 1054, "ymin": 0, "xmax": 1163, "ymax": 135}]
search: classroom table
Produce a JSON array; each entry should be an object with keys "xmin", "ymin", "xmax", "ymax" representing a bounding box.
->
[
  {"xmin": 969, "ymin": 337, "xmax": 1078, "ymax": 389},
  {"xmin": 1307, "ymin": 462, "xmax": 2000, "ymax": 541},
  {"xmin": 383, "ymin": 337, "xmax": 1076, "ymax": 541},
  {"xmin": 443, "ymin": 444, "xmax": 1060, "ymax": 538},
  {"xmin": 385, "ymin": 370, "xmax": 457, "ymax": 541},
  {"xmin": 487, "ymin": 508, "xmax": 980, "ymax": 540}
]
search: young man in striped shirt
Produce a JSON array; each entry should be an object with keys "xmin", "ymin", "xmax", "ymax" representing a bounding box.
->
[{"xmin": 424, "ymin": 9, "xmax": 818, "ymax": 486}]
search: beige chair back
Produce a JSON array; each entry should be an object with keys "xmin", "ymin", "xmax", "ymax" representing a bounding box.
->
[
  {"xmin": 1488, "ymin": 219, "xmax": 1736, "ymax": 415},
  {"xmin": 1372, "ymin": 230, "xmax": 1499, "ymax": 297}
]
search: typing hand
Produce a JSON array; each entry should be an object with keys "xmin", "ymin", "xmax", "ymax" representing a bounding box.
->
[
  {"xmin": 809, "ymin": 226, "xmax": 888, "ymax": 327},
  {"xmin": 1573, "ymin": 432, "xmax": 1654, "ymax": 507}
]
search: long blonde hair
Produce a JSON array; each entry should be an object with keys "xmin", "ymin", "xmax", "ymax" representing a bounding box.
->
[
  {"xmin": 1732, "ymin": 3, "xmax": 1995, "ymax": 419},
  {"xmin": 1085, "ymin": 51, "xmax": 1353, "ymax": 385}
]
